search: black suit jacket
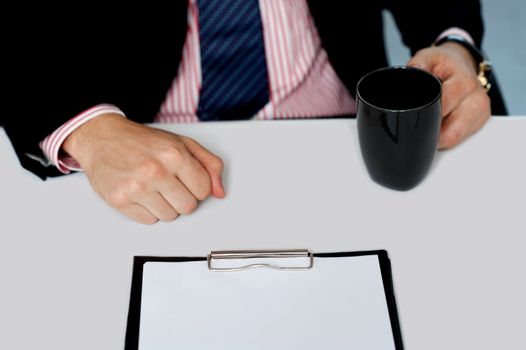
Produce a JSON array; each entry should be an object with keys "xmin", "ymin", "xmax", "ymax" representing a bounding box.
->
[{"xmin": 4, "ymin": 0, "xmax": 483, "ymax": 179}]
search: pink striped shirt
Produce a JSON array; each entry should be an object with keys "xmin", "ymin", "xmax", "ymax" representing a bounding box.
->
[
  {"xmin": 156, "ymin": 0, "xmax": 356, "ymax": 123},
  {"xmin": 39, "ymin": 0, "xmax": 473, "ymax": 173}
]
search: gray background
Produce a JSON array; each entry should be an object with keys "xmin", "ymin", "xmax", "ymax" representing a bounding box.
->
[{"xmin": 383, "ymin": 0, "xmax": 526, "ymax": 115}]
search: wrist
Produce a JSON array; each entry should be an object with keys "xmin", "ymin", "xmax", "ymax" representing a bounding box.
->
[{"xmin": 62, "ymin": 112, "xmax": 125, "ymax": 166}]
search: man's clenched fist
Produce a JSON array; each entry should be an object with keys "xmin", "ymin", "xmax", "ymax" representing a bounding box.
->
[{"xmin": 63, "ymin": 114, "xmax": 225, "ymax": 224}]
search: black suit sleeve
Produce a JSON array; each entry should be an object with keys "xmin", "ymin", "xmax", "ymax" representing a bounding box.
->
[
  {"xmin": 5, "ymin": 16, "xmax": 114, "ymax": 179},
  {"xmin": 384, "ymin": 0, "xmax": 484, "ymax": 54},
  {"xmin": 3, "ymin": 4, "xmax": 187, "ymax": 180}
]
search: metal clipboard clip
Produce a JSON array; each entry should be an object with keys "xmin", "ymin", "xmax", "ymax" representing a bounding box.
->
[{"xmin": 207, "ymin": 249, "xmax": 314, "ymax": 272}]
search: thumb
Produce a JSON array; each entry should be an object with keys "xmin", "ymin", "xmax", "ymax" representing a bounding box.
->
[{"xmin": 182, "ymin": 137, "xmax": 225, "ymax": 199}]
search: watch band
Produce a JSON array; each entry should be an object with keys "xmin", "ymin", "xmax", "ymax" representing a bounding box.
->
[{"xmin": 434, "ymin": 34, "xmax": 492, "ymax": 92}]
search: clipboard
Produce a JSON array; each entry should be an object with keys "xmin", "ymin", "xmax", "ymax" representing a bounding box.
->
[{"xmin": 125, "ymin": 250, "xmax": 404, "ymax": 350}]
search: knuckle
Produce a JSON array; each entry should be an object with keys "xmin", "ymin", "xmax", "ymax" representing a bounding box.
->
[
  {"xmin": 139, "ymin": 159, "xmax": 166, "ymax": 180},
  {"xmin": 126, "ymin": 179, "xmax": 146, "ymax": 195},
  {"xmin": 179, "ymin": 198, "xmax": 198, "ymax": 215},
  {"xmin": 443, "ymin": 80, "xmax": 459, "ymax": 98},
  {"xmin": 107, "ymin": 190, "xmax": 129, "ymax": 208},
  {"xmin": 107, "ymin": 179, "xmax": 147, "ymax": 208},
  {"xmin": 194, "ymin": 181, "xmax": 212, "ymax": 201},
  {"xmin": 159, "ymin": 144, "xmax": 187, "ymax": 165}
]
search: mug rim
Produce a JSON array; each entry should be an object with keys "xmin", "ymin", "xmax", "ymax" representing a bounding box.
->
[{"xmin": 356, "ymin": 66, "xmax": 442, "ymax": 113}]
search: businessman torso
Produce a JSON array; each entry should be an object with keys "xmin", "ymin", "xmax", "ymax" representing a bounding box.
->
[{"xmin": 5, "ymin": 0, "xmax": 482, "ymax": 177}]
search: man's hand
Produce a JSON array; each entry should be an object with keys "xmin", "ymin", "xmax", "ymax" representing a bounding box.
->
[
  {"xmin": 408, "ymin": 42, "xmax": 491, "ymax": 149},
  {"xmin": 63, "ymin": 114, "xmax": 225, "ymax": 224}
]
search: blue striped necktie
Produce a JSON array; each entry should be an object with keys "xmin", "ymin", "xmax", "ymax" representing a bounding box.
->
[{"xmin": 196, "ymin": 0, "xmax": 270, "ymax": 121}]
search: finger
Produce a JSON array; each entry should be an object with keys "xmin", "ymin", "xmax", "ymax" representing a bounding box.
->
[
  {"xmin": 411, "ymin": 49, "xmax": 482, "ymax": 120},
  {"xmin": 410, "ymin": 53, "xmax": 463, "ymax": 118},
  {"xmin": 133, "ymin": 191, "xmax": 179, "ymax": 222},
  {"xmin": 120, "ymin": 203, "xmax": 159, "ymax": 225},
  {"xmin": 158, "ymin": 177, "xmax": 198, "ymax": 215},
  {"xmin": 467, "ymin": 92, "xmax": 491, "ymax": 137},
  {"xmin": 182, "ymin": 137, "xmax": 225, "ymax": 198},
  {"xmin": 173, "ymin": 152, "xmax": 214, "ymax": 200},
  {"xmin": 439, "ymin": 92, "xmax": 485, "ymax": 149},
  {"xmin": 157, "ymin": 140, "xmax": 213, "ymax": 200},
  {"xmin": 407, "ymin": 48, "xmax": 445, "ymax": 75},
  {"xmin": 441, "ymin": 76, "xmax": 469, "ymax": 118},
  {"xmin": 468, "ymin": 111, "xmax": 490, "ymax": 138}
]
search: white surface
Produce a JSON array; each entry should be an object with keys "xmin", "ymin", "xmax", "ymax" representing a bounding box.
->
[
  {"xmin": 0, "ymin": 117, "xmax": 526, "ymax": 350},
  {"xmin": 139, "ymin": 256, "xmax": 395, "ymax": 350}
]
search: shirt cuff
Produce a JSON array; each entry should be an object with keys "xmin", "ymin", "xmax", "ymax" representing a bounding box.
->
[
  {"xmin": 39, "ymin": 104, "xmax": 125, "ymax": 174},
  {"xmin": 435, "ymin": 27, "xmax": 475, "ymax": 46}
]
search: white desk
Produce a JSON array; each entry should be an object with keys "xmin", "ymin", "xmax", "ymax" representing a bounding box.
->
[{"xmin": 1, "ymin": 118, "xmax": 525, "ymax": 350}]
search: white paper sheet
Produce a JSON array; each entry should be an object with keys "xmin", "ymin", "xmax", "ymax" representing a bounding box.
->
[{"xmin": 139, "ymin": 255, "xmax": 396, "ymax": 350}]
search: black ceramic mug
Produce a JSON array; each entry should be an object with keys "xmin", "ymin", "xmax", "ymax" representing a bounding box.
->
[{"xmin": 356, "ymin": 66, "xmax": 442, "ymax": 191}]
